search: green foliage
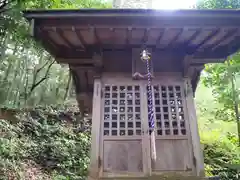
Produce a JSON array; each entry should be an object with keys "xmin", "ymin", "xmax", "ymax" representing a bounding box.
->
[
  {"xmin": 0, "ymin": 107, "xmax": 90, "ymax": 180},
  {"xmin": 1, "ymin": 1, "xmax": 109, "ymax": 177},
  {"xmin": 1, "ymin": 105, "xmax": 239, "ymax": 179},
  {"xmin": 196, "ymin": 81, "xmax": 240, "ymax": 179},
  {"xmin": 49, "ymin": 0, "xmax": 112, "ymax": 9},
  {"xmin": 201, "ymin": 131, "xmax": 240, "ymax": 179},
  {"xmin": 196, "ymin": 0, "xmax": 240, "ymax": 9},
  {"xmin": 201, "ymin": 53, "xmax": 240, "ymax": 121},
  {"xmin": 0, "ymin": 0, "xmax": 110, "ymax": 109}
]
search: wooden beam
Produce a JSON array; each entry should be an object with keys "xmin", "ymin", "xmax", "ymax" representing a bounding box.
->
[
  {"xmin": 76, "ymin": 92, "xmax": 92, "ymax": 113},
  {"xmin": 194, "ymin": 28, "xmax": 221, "ymax": 52},
  {"xmin": 55, "ymin": 43, "xmax": 236, "ymax": 59},
  {"xmin": 39, "ymin": 28, "xmax": 57, "ymax": 49},
  {"xmin": 126, "ymin": 27, "xmax": 132, "ymax": 45},
  {"xmin": 142, "ymin": 28, "xmax": 150, "ymax": 44},
  {"xmin": 156, "ymin": 28, "xmax": 165, "ymax": 46},
  {"xmin": 167, "ymin": 28, "xmax": 183, "ymax": 48},
  {"xmin": 194, "ymin": 38, "xmax": 240, "ymax": 59},
  {"xmin": 93, "ymin": 52, "xmax": 103, "ymax": 68},
  {"xmin": 35, "ymin": 15, "xmax": 240, "ymax": 28},
  {"xmin": 37, "ymin": 28, "xmax": 57, "ymax": 56},
  {"xmin": 56, "ymin": 58, "xmax": 94, "ymax": 64},
  {"xmin": 183, "ymin": 55, "xmax": 193, "ymax": 77},
  {"xmin": 192, "ymin": 65, "xmax": 205, "ymax": 71},
  {"xmin": 57, "ymin": 45, "xmax": 187, "ymax": 59},
  {"xmin": 191, "ymin": 70, "xmax": 202, "ymax": 96},
  {"xmin": 48, "ymin": 32, "xmax": 240, "ymax": 59},
  {"xmin": 190, "ymin": 58, "xmax": 225, "ymax": 64},
  {"xmin": 188, "ymin": 65, "xmax": 205, "ymax": 78},
  {"xmin": 78, "ymin": 71, "xmax": 88, "ymax": 93},
  {"xmin": 84, "ymin": 71, "xmax": 89, "ymax": 93},
  {"xmin": 56, "ymin": 47, "xmax": 95, "ymax": 59},
  {"xmin": 212, "ymin": 28, "xmax": 239, "ymax": 50},
  {"xmin": 109, "ymin": 27, "xmax": 116, "ymax": 50},
  {"xmin": 184, "ymin": 29, "xmax": 201, "ymax": 47},
  {"xmin": 69, "ymin": 64, "xmax": 95, "ymax": 70},
  {"xmin": 92, "ymin": 51, "xmax": 103, "ymax": 77},
  {"xmin": 93, "ymin": 27, "xmax": 101, "ymax": 45},
  {"xmin": 56, "ymin": 28, "xmax": 73, "ymax": 48},
  {"xmin": 72, "ymin": 26, "xmax": 86, "ymax": 49},
  {"xmin": 70, "ymin": 69, "xmax": 81, "ymax": 94}
]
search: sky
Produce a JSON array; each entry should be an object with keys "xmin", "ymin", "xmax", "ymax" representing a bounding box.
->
[{"xmin": 153, "ymin": 0, "xmax": 196, "ymax": 9}]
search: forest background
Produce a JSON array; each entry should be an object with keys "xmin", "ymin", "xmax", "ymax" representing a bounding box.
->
[{"xmin": 0, "ymin": 0, "xmax": 239, "ymax": 179}]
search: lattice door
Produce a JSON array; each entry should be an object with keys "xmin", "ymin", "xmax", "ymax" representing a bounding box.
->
[
  {"xmin": 100, "ymin": 77, "xmax": 193, "ymax": 175},
  {"xmin": 103, "ymin": 85, "xmax": 142, "ymax": 137},
  {"xmin": 148, "ymin": 84, "xmax": 187, "ymax": 136},
  {"xmin": 147, "ymin": 82, "xmax": 192, "ymax": 172},
  {"xmin": 101, "ymin": 81, "xmax": 146, "ymax": 175}
]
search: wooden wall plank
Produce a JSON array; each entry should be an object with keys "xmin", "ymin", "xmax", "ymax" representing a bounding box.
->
[
  {"xmin": 153, "ymin": 139, "xmax": 191, "ymax": 171},
  {"xmin": 88, "ymin": 78, "xmax": 102, "ymax": 179},
  {"xmin": 184, "ymin": 78, "xmax": 205, "ymax": 177},
  {"xmin": 103, "ymin": 140, "xmax": 143, "ymax": 172}
]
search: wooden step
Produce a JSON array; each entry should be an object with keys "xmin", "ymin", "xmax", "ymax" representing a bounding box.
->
[{"xmin": 88, "ymin": 175, "xmax": 220, "ymax": 180}]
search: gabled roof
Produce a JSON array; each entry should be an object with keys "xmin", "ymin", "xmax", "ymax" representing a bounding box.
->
[
  {"xmin": 23, "ymin": 9, "xmax": 240, "ymax": 94},
  {"xmin": 23, "ymin": 9, "xmax": 240, "ymax": 60}
]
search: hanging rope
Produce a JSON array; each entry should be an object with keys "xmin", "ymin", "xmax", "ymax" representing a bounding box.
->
[
  {"xmin": 141, "ymin": 50, "xmax": 154, "ymax": 130},
  {"xmin": 141, "ymin": 49, "xmax": 157, "ymax": 166}
]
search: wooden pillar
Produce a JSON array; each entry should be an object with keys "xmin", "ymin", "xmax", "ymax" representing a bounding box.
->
[
  {"xmin": 184, "ymin": 78, "xmax": 205, "ymax": 176},
  {"xmin": 88, "ymin": 78, "xmax": 102, "ymax": 180}
]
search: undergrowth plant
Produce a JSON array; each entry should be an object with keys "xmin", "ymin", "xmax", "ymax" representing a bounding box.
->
[
  {"xmin": 201, "ymin": 131, "xmax": 240, "ymax": 179},
  {"xmin": 0, "ymin": 106, "xmax": 91, "ymax": 180},
  {"xmin": 1, "ymin": 106, "xmax": 240, "ymax": 179}
]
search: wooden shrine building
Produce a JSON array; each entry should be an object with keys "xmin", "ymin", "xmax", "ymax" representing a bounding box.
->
[{"xmin": 24, "ymin": 9, "xmax": 240, "ymax": 179}]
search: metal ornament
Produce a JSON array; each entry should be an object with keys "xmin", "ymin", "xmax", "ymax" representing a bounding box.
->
[{"xmin": 141, "ymin": 49, "xmax": 151, "ymax": 62}]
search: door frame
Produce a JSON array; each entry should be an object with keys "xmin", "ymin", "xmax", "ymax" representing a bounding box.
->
[{"xmin": 98, "ymin": 73, "xmax": 195, "ymax": 177}]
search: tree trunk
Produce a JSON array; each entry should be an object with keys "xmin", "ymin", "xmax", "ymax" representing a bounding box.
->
[
  {"xmin": 64, "ymin": 70, "xmax": 72, "ymax": 101},
  {"xmin": 227, "ymin": 59, "xmax": 240, "ymax": 146}
]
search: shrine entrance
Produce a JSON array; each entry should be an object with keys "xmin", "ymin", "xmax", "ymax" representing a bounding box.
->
[{"xmin": 100, "ymin": 74, "xmax": 193, "ymax": 177}]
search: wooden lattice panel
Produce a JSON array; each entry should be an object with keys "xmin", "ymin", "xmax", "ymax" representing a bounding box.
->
[
  {"xmin": 148, "ymin": 85, "xmax": 186, "ymax": 136},
  {"xmin": 103, "ymin": 85, "xmax": 142, "ymax": 136}
]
